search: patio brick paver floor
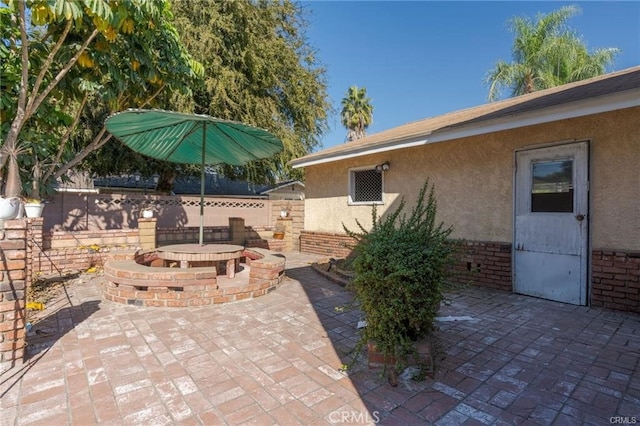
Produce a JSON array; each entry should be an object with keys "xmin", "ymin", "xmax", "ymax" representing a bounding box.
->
[{"xmin": 1, "ymin": 251, "xmax": 639, "ymax": 425}]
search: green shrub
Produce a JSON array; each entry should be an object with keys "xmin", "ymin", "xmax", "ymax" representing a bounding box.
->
[{"xmin": 344, "ymin": 180, "xmax": 458, "ymax": 363}]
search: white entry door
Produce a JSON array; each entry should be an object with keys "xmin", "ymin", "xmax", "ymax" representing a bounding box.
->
[{"xmin": 514, "ymin": 142, "xmax": 589, "ymax": 305}]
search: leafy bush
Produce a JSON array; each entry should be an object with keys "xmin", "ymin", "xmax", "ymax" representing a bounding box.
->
[{"xmin": 344, "ymin": 180, "xmax": 458, "ymax": 363}]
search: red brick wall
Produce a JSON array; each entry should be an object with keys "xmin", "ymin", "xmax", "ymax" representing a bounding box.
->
[
  {"xmin": 271, "ymin": 200, "xmax": 304, "ymax": 251},
  {"xmin": 157, "ymin": 226, "xmax": 229, "ymax": 245},
  {"xmin": 299, "ymin": 231, "xmax": 356, "ymax": 259},
  {"xmin": 300, "ymin": 231, "xmax": 639, "ymax": 313},
  {"xmin": 300, "ymin": 232, "xmax": 513, "ymax": 292},
  {"xmin": 0, "ymin": 220, "xmax": 27, "ymax": 371},
  {"xmin": 449, "ymin": 241, "xmax": 513, "ymax": 292},
  {"xmin": 591, "ymin": 250, "xmax": 640, "ymax": 313},
  {"xmin": 34, "ymin": 227, "xmax": 140, "ymax": 275}
]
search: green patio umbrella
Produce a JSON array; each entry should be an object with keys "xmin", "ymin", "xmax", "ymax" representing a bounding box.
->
[{"xmin": 105, "ymin": 109, "xmax": 284, "ymax": 245}]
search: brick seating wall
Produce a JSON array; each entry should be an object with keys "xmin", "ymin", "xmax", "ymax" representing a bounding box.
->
[{"xmin": 102, "ymin": 248, "xmax": 285, "ymax": 307}]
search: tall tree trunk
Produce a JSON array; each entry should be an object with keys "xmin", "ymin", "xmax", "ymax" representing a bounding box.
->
[{"xmin": 4, "ymin": 155, "xmax": 21, "ymax": 198}]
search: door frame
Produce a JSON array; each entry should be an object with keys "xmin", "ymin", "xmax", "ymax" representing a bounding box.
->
[{"xmin": 512, "ymin": 139, "xmax": 591, "ymax": 305}]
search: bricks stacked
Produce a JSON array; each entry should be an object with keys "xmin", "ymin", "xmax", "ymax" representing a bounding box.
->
[
  {"xmin": 156, "ymin": 226, "xmax": 229, "ymax": 245},
  {"xmin": 138, "ymin": 217, "xmax": 157, "ymax": 250},
  {"xmin": 0, "ymin": 220, "xmax": 27, "ymax": 372},
  {"xmin": 299, "ymin": 231, "xmax": 356, "ymax": 258},
  {"xmin": 34, "ymin": 227, "xmax": 140, "ymax": 275},
  {"xmin": 271, "ymin": 200, "xmax": 304, "ymax": 251},
  {"xmin": 448, "ymin": 241, "xmax": 512, "ymax": 292},
  {"xmin": 591, "ymin": 250, "xmax": 640, "ymax": 313}
]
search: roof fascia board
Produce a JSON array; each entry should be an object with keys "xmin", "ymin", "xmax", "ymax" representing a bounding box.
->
[
  {"xmin": 291, "ymin": 138, "xmax": 428, "ymax": 168},
  {"xmin": 292, "ymin": 89, "xmax": 639, "ymax": 169},
  {"xmin": 261, "ymin": 180, "xmax": 305, "ymax": 194},
  {"xmin": 427, "ymin": 89, "xmax": 640, "ymax": 144}
]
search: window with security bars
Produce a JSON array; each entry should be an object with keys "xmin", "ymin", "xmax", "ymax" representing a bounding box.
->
[{"xmin": 350, "ymin": 168, "xmax": 383, "ymax": 203}]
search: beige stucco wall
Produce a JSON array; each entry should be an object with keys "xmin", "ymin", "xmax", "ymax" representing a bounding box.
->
[{"xmin": 304, "ymin": 107, "xmax": 640, "ymax": 251}]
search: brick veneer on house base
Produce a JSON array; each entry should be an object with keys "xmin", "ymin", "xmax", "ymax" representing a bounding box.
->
[
  {"xmin": 591, "ymin": 250, "xmax": 640, "ymax": 313},
  {"xmin": 300, "ymin": 231, "xmax": 640, "ymax": 313},
  {"xmin": 300, "ymin": 231, "xmax": 355, "ymax": 259},
  {"xmin": 448, "ymin": 241, "xmax": 513, "ymax": 292}
]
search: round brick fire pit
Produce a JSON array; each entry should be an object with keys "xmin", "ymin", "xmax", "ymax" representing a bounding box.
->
[{"xmin": 103, "ymin": 247, "xmax": 285, "ymax": 307}]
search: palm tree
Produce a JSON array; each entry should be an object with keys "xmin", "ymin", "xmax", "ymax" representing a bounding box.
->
[
  {"xmin": 486, "ymin": 5, "xmax": 619, "ymax": 101},
  {"xmin": 340, "ymin": 86, "xmax": 373, "ymax": 142}
]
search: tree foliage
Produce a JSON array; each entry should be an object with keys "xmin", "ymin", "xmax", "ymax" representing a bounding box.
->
[
  {"xmin": 165, "ymin": 0, "xmax": 330, "ymax": 184},
  {"xmin": 486, "ymin": 5, "xmax": 619, "ymax": 101},
  {"xmin": 344, "ymin": 180, "xmax": 458, "ymax": 365},
  {"xmin": 0, "ymin": 0, "xmax": 201, "ymax": 197},
  {"xmin": 340, "ymin": 86, "xmax": 373, "ymax": 142}
]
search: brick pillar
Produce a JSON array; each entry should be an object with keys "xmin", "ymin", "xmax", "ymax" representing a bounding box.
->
[
  {"xmin": 138, "ymin": 218, "xmax": 157, "ymax": 250},
  {"xmin": 229, "ymin": 217, "xmax": 245, "ymax": 245},
  {"xmin": 277, "ymin": 218, "xmax": 293, "ymax": 252},
  {"xmin": 26, "ymin": 217, "xmax": 43, "ymax": 288},
  {"xmin": 0, "ymin": 219, "xmax": 28, "ymax": 373}
]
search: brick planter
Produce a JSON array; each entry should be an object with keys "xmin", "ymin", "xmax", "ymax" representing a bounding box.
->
[{"xmin": 367, "ymin": 337, "xmax": 434, "ymax": 377}]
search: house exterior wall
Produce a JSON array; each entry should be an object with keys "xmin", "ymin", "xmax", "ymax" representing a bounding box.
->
[
  {"xmin": 304, "ymin": 107, "xmax": 640, "ymax": 251},
  {"xmin": 302, "ymin": 108, "xmax": 639, "ymax": 312}
]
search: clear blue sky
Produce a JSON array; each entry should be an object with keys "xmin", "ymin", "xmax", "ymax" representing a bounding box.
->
[{"xmin": 301, "ymin": 1, "xmax": 640, "ymax": 150}]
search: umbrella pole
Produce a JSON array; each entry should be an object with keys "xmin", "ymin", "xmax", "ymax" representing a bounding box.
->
[{"xmin": 199, "ymin": 123, "xmax": 206, "ymax": 245}]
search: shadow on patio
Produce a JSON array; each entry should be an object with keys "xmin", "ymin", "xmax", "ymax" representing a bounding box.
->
[
  {"xmin": 290, "ymin": 259, "xmax": 640, "ymax": 424},
  {"xmin": 0, "ymin": 252, "xmax": 638, "ymax": 425}
]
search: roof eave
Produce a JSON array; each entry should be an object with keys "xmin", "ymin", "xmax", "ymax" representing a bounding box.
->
[{"xmin": 291, "ymin": 88, "xmax": 640, "ymax": 169}]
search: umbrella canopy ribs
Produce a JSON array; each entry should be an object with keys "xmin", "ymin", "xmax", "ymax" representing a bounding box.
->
[{"xmin": 106, "ymin": 109, "xmax": 284, "ymax": 245}]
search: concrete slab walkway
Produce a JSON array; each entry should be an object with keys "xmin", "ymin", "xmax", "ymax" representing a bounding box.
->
[{"xmin": 1, "ymin": 252, "xmax": 639, "ymax": 425}]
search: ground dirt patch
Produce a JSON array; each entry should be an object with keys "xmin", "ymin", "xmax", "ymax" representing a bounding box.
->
[
  {"xmin": 26, "ymin": 269, "xmax": 100, "ymax": 322},
  {"xmin": 312, "ymin": 258, "xmax": 354, "ymax": 287}
]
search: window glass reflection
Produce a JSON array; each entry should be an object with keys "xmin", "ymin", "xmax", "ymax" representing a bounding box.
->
[{"xmin": 531, "ymin": 160, "xmax": 573, "ymax": 212}]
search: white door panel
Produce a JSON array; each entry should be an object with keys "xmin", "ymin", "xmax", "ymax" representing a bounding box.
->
[
  {"xmin": 514, "ymin": 214, "xmax": 586, "ymax": 255},
  {"xmin": 514, "ymin": 251, "xmax": 582, "ymax": 304},
  {"xmin": 514, "ymin": 142, "xmax": 588, "ymax": 305}
]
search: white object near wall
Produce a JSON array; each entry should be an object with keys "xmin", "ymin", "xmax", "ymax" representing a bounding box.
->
[
  {"xmin": 0, "ymin": 197, "xmax": 20, "ymax": 220},
  {"xmin": 24, "ymin": 202, "xmax": 44, "ymax": 218}
]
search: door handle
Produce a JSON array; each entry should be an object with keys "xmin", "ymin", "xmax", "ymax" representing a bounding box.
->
[{"xmin": 576, "ymin": 214, "xmax": 585, "ymax": 221}]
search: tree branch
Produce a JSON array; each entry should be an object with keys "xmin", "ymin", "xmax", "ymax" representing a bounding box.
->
[
  {"xmin": 140, "ymin": 82, "xmax": 167, "ymax": 108},
  {"xmin": 27, "ymin": 28, "xmax": 100, "ymax": 119},
  {"xmin": 27, "ymin": 19, "xmax": 73, "ymax": 109},
  {"xmin": 53, "ymin": 128, "xmax": 112, "ymax": 179},
  {"xmin": 42, "ymin": 92, "xmax": 89, "ymax": 183},
  {"xmin": 0, "ymin": 1, "xmax": 31, "ymax": 170}
]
